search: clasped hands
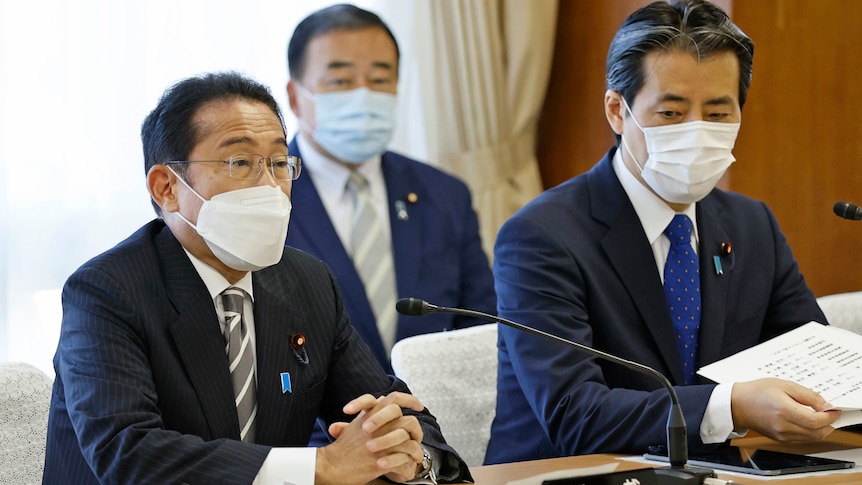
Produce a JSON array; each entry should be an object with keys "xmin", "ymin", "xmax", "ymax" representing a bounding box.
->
[{"xmin": 316, "ymin": 392, "xmax": 427, "ymax": 485}]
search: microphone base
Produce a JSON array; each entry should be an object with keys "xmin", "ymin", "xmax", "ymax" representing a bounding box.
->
[
  {"xmin": 540, "ymin": 466, "xmax": 661, "ymax": 484},
  {"xmin": 654, "ymin": 464, "xmax": 717, "ymax": 484},
  {"xmin": 538, "ymin": 465, "xmax": 716, "ymax": 484}
]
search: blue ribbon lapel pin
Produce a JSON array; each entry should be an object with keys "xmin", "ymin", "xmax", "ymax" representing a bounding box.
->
[{"xmin": 280, "ymin": 372, "xmax": 292, "ymax": 394}]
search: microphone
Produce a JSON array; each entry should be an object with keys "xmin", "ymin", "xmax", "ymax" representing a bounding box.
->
[
  {"xmin": 396, "ymin": 298, "xmax": 717, "ymax": 484},
  {"xmin": 833, "ymin": 201, "xmax": 862, "ymax": 220}
]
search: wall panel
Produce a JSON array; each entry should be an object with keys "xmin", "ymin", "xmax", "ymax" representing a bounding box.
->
[{"xmin": 536, "ymin": 0, "xmax": 862, "ymax": 296}]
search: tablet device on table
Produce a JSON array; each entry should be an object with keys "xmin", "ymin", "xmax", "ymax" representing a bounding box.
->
[{"xmin": 644, "ymin": 446, "xmax": 855, "ymax": 476}]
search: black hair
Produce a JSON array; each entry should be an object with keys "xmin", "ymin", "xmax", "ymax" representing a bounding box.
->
[
  {"xmin": 140, "ymin": 71, "xmax": 285, "ymax": 215},
  {"xmin": 606, "ymin": 0, "xmax": 754, "ymax": 143},
  {"xmin": 287, "ymin": 3, "xmax": 399, "ymax": 80}
]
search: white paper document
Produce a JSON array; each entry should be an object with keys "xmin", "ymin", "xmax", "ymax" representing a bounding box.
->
[{"xmin": 697, "ymin": 322, "xmax": 862, "ymax": 428}]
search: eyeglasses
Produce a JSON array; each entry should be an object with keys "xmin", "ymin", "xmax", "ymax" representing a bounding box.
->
[{"xmin": 165, "ymin": 154, "xmax": 302, "ymax": 181}]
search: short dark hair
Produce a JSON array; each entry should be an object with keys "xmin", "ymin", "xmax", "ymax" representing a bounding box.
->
[
  {"xmin": 141, "ymin": 71, "xmax": 285, "ymax": 215},
  {"xmin": 607, "ymin": 0, "xmax": 754, "ymax": 141},
  {"xmin": 287, "ymin": 3, "xmax": 400, "ymax": 81}
]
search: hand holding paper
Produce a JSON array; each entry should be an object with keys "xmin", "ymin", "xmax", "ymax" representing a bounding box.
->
[{"xmin": 699, "ymin": 322, "xmax": 862, "ymax": 429}]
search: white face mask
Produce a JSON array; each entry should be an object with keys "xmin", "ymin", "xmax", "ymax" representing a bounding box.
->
[
  {"xmin": 621, "ymin": 99, "xmax": 740, "ymax": 204},
  {"xmin": 296, "ymin": 84, "xmax": 396, "ymax": 163},
  {"xmin": 169, "ymin": 168, "xmax": 292, "ymax": 271}
]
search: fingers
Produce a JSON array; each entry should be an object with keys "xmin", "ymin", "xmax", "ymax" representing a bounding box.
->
[
  {"xmin": 343, "ymin": 393, "xmax": 380, "ymax": 415},
  {"xmin": 770, "ymin": 380, "xmax": 841, "ymax": 432},
  {"xmin": 375, "ymin": 439, "xmax": 423, "ymax": 467},
  {"xmin": 324, "ymin": 391, "xmax": 426, "ymax": 484},
  {"xmin": 783, "ymin": 381, "xmax": 833, "ymax": 412},
  {"xmin": 342, "ymin": 391, "xmax": 424, "ymax": 416},
  {"xmin": 365, "ymin": 416, "xmax": 424, "ymax": 452},
  {"xmin": 318, "ymin": 414, "xmax": 424, "ymax": 485},
  {"xmin": 361, "ymin": 394, "xmax": 404, "ymax": 433},
  {"xmin": 731, "ymin": 378, "xmax": 841, "ymax": 442},
  {"xmin": 379, "ymin": 441, "xmax": 424, "ymax": 484},
  {"xmin": 345, "ymin": 392, "xmax": 425, "ymax": 439},
  {"xmin": 385, "ymin": 391, "xmax": 426, "ymax": 413},
  {"xmin": 328, "ymin": 421, "xmax": 349, "ymax": 439}
]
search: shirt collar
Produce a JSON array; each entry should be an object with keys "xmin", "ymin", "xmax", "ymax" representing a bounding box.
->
[
  {"xmin": 297, "ymin": 132, "xmax": 383, "ymax": 199},
  {"xmin": 611, "ymin": 148, "xmax": 699, "ymax": 245},
  {"xmin": 183, "ymin": 248, "xmax": 254, "ymax": 302}
]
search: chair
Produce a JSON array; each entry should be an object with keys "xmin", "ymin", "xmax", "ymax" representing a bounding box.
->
[
  {"xmin": 390, "ymin": 324, "xmax": 498, "ymax": 467},
  {"xmin": 816, "ymin": 291, "xmax": 862, "ymax": 335},
  {"xmin": 0, "ymin": 362, "xmax": 53, "ymax": 485}
]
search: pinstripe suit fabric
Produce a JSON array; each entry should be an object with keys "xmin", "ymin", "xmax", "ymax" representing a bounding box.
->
[{"xmin": 43, "ymin": 220, "xmax": 469, "ymax": 484}]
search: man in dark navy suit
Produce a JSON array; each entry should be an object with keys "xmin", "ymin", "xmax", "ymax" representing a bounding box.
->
[
  {"xmin": 284, "ymin": 4, "xmax": 497, "ymax": 372},
  {"xmin": 486, "ymin": 0, "xmax": 840, "ymax": 466},
  {"xmin": 43, "ymin": 72, "xmax": 470, "ymax": 484}
]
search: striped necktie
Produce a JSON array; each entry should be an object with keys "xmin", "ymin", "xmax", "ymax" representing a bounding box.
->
[
  {"xmin": 663, "ymin": 215, "xmax": 701, "ymax": 385},
  {"xmin": 347, "ymin": 171, "xmax": 398, "ymax": 352},
  {"xmin": 221, "ymin": 287, "xmax": 257, "ymax": 442}
]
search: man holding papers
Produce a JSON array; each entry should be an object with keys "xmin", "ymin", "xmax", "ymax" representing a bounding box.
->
[{"xmin": 486, "ymin": 0, "xmax": 841, "ymax": 465}]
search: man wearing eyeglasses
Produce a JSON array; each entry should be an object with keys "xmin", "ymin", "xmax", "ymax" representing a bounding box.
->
[{"xmin": 43, "ymin": 72, "xmax": 471, "ymax": 485}]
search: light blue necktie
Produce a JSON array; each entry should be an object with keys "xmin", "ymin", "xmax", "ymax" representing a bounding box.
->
[
  {"xmin": 347, "ymin": 172, "xmax": 398, "ymax": 353},
  {"xmin": 663, "ymin": 215, "xmax": 701, "ymax": 385}
]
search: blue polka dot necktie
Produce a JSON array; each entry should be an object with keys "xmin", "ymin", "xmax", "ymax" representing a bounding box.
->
[{"xmin": 663, "ymin": 214, "xmax": 701, "ymax": 385}]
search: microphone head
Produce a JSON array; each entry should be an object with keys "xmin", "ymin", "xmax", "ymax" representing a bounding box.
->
[
  {"xmin": 396, "ymin": 298, "xmax": 429, "ymax": 316},
  {"xmin": 833, "ymin": 201, "xmax": 862, "ymax": 220}
]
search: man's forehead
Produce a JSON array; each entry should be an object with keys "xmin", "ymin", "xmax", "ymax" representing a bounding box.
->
[
  {"xmin": 636, "ymin": 50, "xmax": 740, "ymax": 102},
  {"xmin": 191, "ymin": 99, "xmax": 284, "ymax": 145},
  {"xmin": 308, "ymin": 28, "xmax": 397, "ymax": 60}
]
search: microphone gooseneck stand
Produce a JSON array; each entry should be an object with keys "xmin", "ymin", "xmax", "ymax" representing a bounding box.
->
[{"xmin": 396, "ymin": 298, "xmax": 727, "ymax": 485}]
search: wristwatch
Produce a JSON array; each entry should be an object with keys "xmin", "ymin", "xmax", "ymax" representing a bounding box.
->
[{"xmin": 415, "ymin": 445, "xmax": 437, "ymax": 483}]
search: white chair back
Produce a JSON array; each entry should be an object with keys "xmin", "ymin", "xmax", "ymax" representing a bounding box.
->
[
  {"xmin": 817, "ymin": 291, "xmax": 862, "ymax": 334},
  {"xmin": 390, "ymin": 324, "xmax": 498, "ymax": 467},
  {"xmin": 0, "ymin": 362, "xmax": 53, "ymax": 485}
]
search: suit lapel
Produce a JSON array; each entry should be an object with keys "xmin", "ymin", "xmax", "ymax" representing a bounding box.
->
[
  {"xmin": 590, "ymin": 154, "xmax": 687, "ymax": 384},
  {"xmin": 287, "ymin": 141, "xmax": 353, "ymax": 271},
  {"xmin": 384, "ymin": 154, "xmax": 424, "ymax": 307},
  {"xmin": 286, "ymin": 138, "xmax": 388, "ymax": 363},
  {"xmin": 695, "ymin": 199, "xmax": 731, "ymax": 367},
  {"xmin": 156, "ymin": 227, "xmax": 240, "ymax": 440},
  {"xmin": 250, "ymin": 275, "xmax": 303, "ymax": 446}
]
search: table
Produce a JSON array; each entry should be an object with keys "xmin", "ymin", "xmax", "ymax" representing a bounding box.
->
[{"xmin": 465, "ymin": 429, "xmax": 862, "ymax": 484}]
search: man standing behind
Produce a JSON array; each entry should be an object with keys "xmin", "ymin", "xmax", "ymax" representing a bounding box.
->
[
  {"xmin": 43, "ymin": 71, "xmax": 471, "ymax": 485},
  {"xmin": 486, "ymin": 0, "xmax": 840, "ymax": 465},
  {"xmin": 284, "ymin": 4, "xmax": 497, "ymax": 371}
]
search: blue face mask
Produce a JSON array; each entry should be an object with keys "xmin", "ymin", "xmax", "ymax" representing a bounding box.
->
[{"xmin": 297, "ymin": 85, "xmax": 396, "ymax": 164}]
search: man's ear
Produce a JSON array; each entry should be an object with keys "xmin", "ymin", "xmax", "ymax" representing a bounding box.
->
[
  {"xmin": 286, "ymin": 80, "xmax": 301, "ymax": 117},
  {"xmin": 147, "ymin": 164, "xmax": 179, "ymax": 213},
  {"xmin": 604, "ymin": 89, "xmax": 626, "ymax": 136}
]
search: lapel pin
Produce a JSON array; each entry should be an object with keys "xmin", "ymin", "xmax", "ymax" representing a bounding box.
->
[
  {"xmin": 394, "ymin": 200, "xmax": 409, "ymax": 221},
  {"xmin": 291, "ymin": 333, "xmax": 309, "ymax": 366},
  {"xmin": 280, "ymin": 372, "xmax": 292, "ymax": 394},
  {"xmin": 407, "ymin": 192, "xmax": 418, "ymax": 204},
  {"xmin": 720, "ymin": 242, "xmax": 732, "ymax": 256},
  {"xmin": 713, "ymin": 255, "xmax": 724, "ymax": 276}
]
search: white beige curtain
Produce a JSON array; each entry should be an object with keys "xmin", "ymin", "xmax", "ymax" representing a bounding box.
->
[{"xmin": 381, "ymin": 0, "xmax": 558, "ymax": 262}]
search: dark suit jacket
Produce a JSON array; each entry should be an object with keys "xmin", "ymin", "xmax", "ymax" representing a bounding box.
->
[
  {"xmin": 484, "ymin": 147, "xmax": 826, "ymax": 465},
  {"xmin": 43, "ymin": 220, "xmax": 471, "ymax": 484},
  {"xmin": 286, "ymin": 139, "xmax": 497, "ymax": 372}
]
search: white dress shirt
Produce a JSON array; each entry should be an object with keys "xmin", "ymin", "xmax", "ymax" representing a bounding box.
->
[
  {"xmin": 297, "ymin": 133, "xmax": 392, "ymax": 251},
  {"xmin": 184, "ymin": 250, "xmax": 316, "ymax": 485},
  {"xmin": 611, "ymin": 150, "xmax": 741, "ymax": 444}
]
